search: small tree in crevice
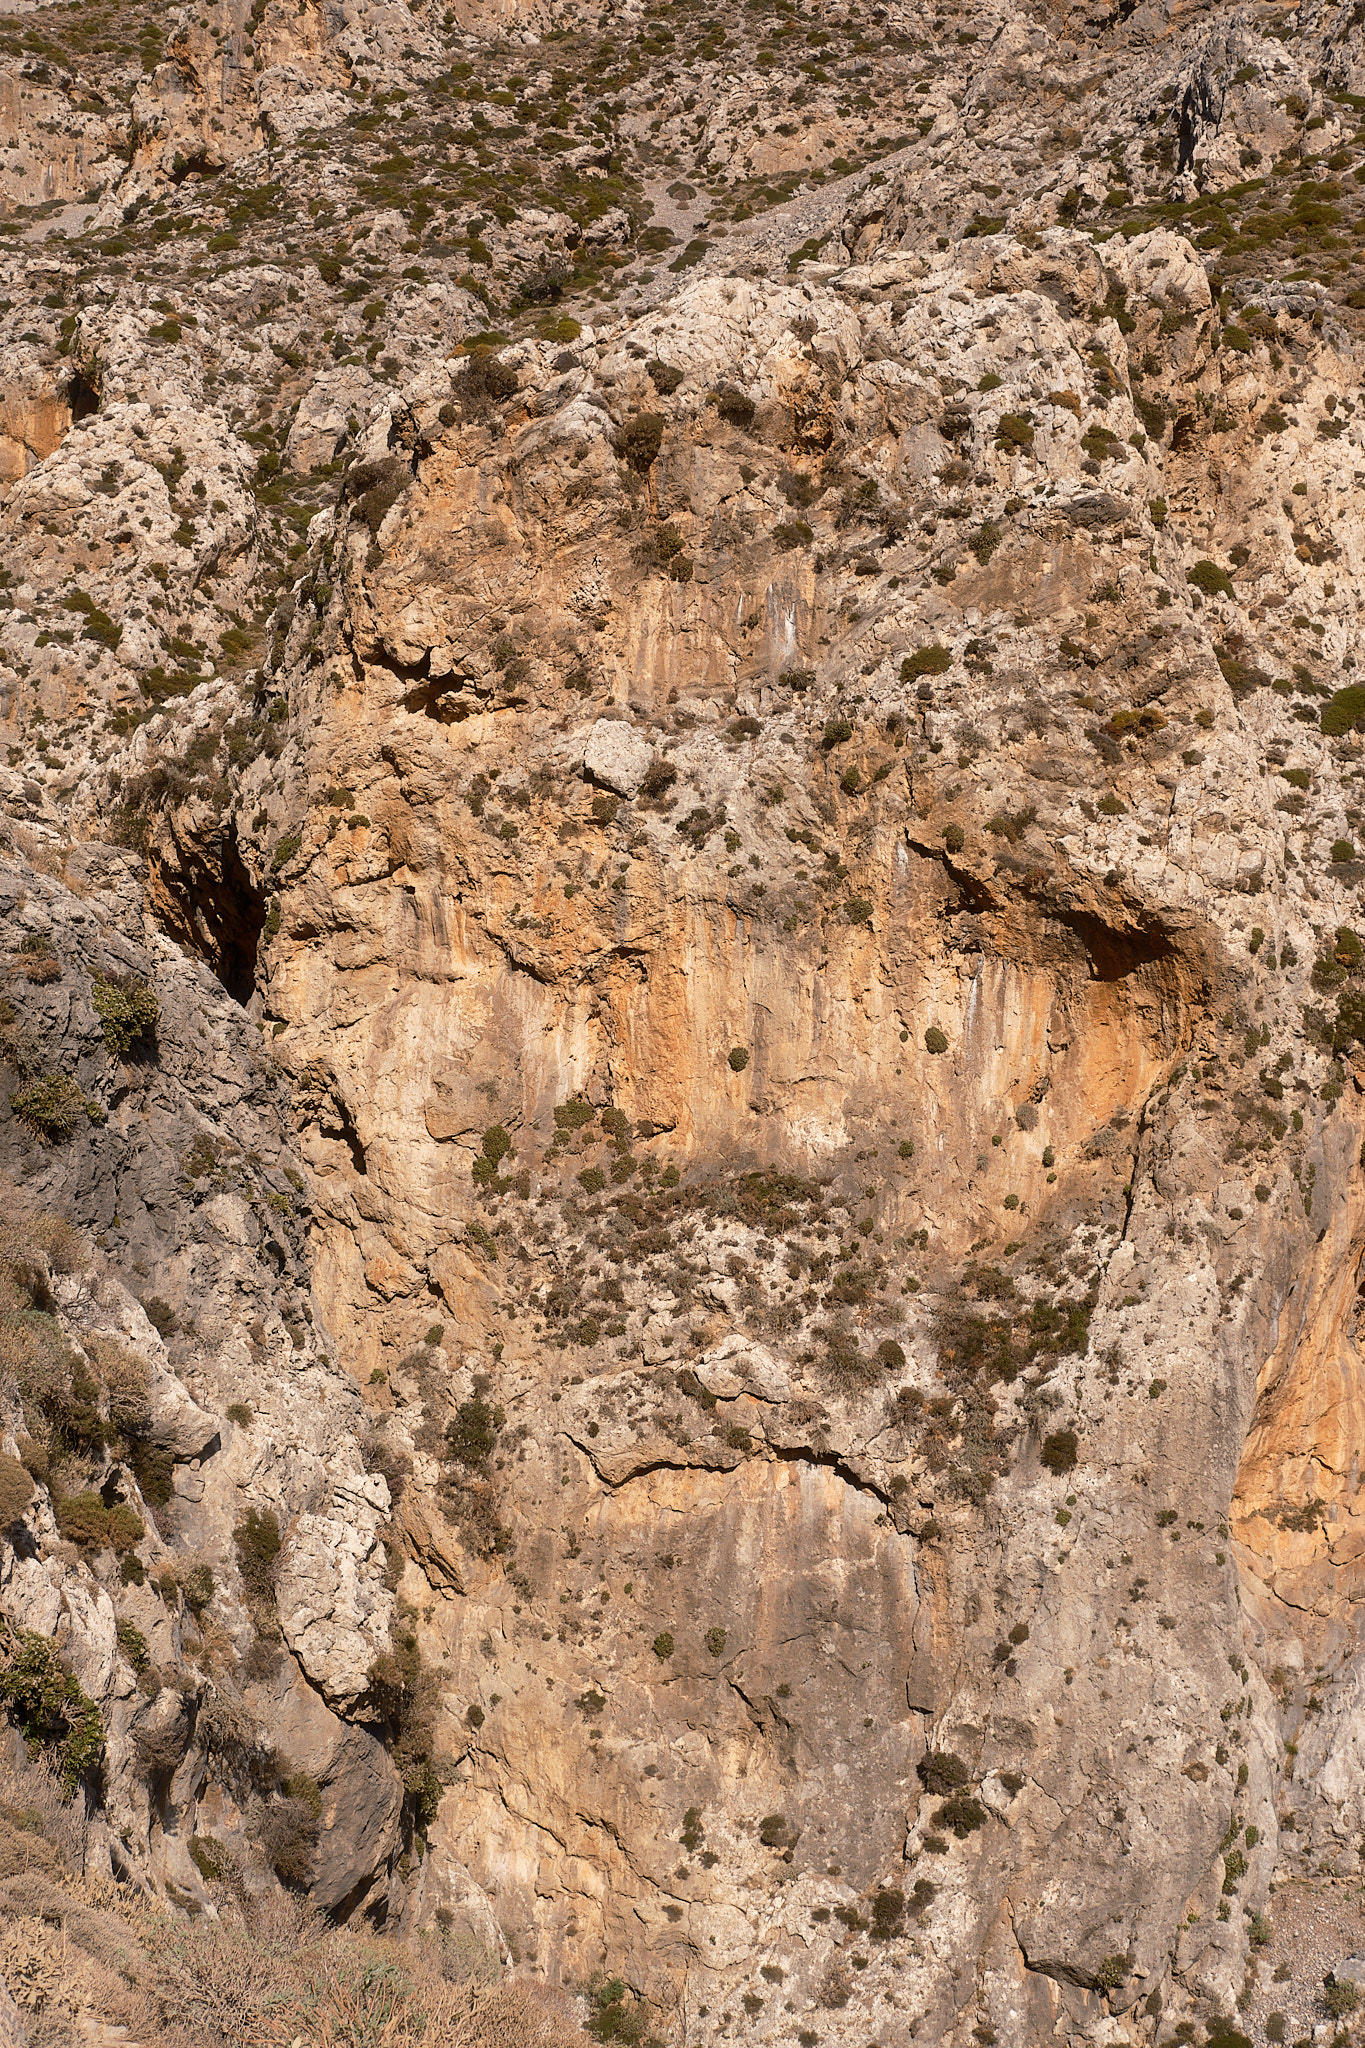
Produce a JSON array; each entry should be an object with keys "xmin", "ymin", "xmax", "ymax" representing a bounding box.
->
[
  {"xmin": 364, "ymin": 1612, "xmax": 442, "ymax": 1832},
  {"xmin": 234, "ymin": 1507, "xmax": 282, "ymax": 1625}
]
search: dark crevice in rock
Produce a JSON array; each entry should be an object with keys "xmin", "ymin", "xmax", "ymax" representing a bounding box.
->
[
  {"xmin": 403, "ymin": 679, "xmax": 477, "ymax": 724},
  {"xmin": 575, "ymin": 1433, "xmax": 897, "ymax": 1513},
  {"xmin": 67, "ymin": 367, "xmax": 100, "ymax": 420},
  {"xmin": 765, "ymin": 1438, "xmax": 896, "ymax": 1509},
  {"xmin": 323, "ymin": 1095, "xmax": 368, "ymax": 1175},
  {"xmin": 146, "ymin": 819, "xmax": 266, "ymax": 1003},
  {"xmin": 1052, "ymin": 908, "xmax": 1177, "ymax": 983},
  {"xmin": 906, "ymin": 836, "xmax": 1002, "ymax": 912}
]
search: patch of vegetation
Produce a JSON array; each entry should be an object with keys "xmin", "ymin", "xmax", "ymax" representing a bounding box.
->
[
  {"xmin": 586, "ymin": 1976, "xmax": 650, "ymax": 2045},
  {"xmin": 1041, "ymin": 1428, "xmax": 1079, "ymax": 1474},
  {"xmin": 365, "ymin": 1615, "xmax": 442, "ymax": 1831},
  {"xmin": 91, "ymin": 974, "xmax": 158, "ymax": 1056},
  {"xmin": 233, "ymin": 1507, "xmax": 282, "ymax": 1611},
  {"xmin": 472, "ymin": 1123, "xmax": 513, "ymax": 1187},
  {"xmin": 933, "ymin": 1793, "xmax": 987, "ymax": 1837},
  {"xmin": 994, "ymin": 413, "xmax": 1033, "ymax": 451},
  {"xmin": 54, "ymin": 1492, "xmax": 144, "ymax": 1554},
  {"xmin": 10, "ymin": 1074, "xmax": 103, "ymax": 1141},
  {"xmin": 1187, "ymin": 559, "xmax": 1234, "ymax": 599},
  {"xmin": 614, "ymin": 413, "xmax": 665, "ymax": 473},
  {"xmin": 445, "ymin": 1394, "xmax": 505, "ymax": 1472},
  {"xmin": 342, "ymin": 454, "xmax": 411, "ymax": 538},
  {"xmin": 918, "ymin": 1751, "xmax": 970, "ymax": 1795},
  {"xmin": 0, "ymin": 1622, "xmax": 104, "ymax": 1795},
  {"xmin": 1322, "ymin": 685, "xmax": 1365, "ymax": 736},
  {"xmin": 0, "ymin": 1452, "xmax": 34, "ymax": 1527},
  {"xmin": 902, "ymin": 645, "xmax": 951, "ymax": 678}
]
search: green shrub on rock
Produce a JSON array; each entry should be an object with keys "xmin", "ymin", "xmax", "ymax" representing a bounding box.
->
[
  {"xmin": 613, "ymin": 413, "xmax": 665, "ymax": 473},
  {"xmin": 54, "ymin": 1492, "xmax": 111, "ymax": 1551},
  {"xmin": 1322, "ymin": 685, "xmax": 1365, "ymax": 736},
  {"xmin": 1041, "ymin": 1429, "xmax": 1079, "ymax": 1474},
  {"xmin": 92, "ymin": 975, "xmax": 158, "ymax": 1056},
  {"xmin": 472, "ymin": 1124, "xmax": 512, "ymax": 1186},
  {"xmin": 902, "ymin": 645, "xmax": 951, "ymax": 679},
  {"xmin": 11, "ymin": 1074, "xmax": 103, "ymax": 1141},
  {"xmin": 1187, "ymin": 560, "xmax": 1234, "ymax": 599},
  {"xmin": 234, "ymin": 1507, "xmax": 282, "ymax": 1608},
  {"xmin": 918, "ymin": 1751, "xmax": 969, "ymax": 1794},
  {"xmin": 182, "ymin": 1564, "xmax": 215, "ymax": 1612},
  {"xmin": 933, "ymin": 1793, "xmax": 987, "ymax": 1837},
  {"xmin": 0, "ymin": 1624, "xmax": 104, "ymax": 1795}
]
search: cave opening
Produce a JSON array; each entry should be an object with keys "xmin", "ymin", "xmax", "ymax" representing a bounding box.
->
[{"xmin": 68, "ymin": 369, "xmax": 100, "ymax": 421}]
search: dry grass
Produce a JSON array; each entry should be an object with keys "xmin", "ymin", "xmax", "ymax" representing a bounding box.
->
[{"xmin": 118, "ymin": 1907, "xmax": 592, "ymax": 2048}]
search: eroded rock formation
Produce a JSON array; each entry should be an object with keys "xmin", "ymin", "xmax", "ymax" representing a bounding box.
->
[{"xmin": 5, "ymin": 0, "xmax": 1365, "ymax": 2041}]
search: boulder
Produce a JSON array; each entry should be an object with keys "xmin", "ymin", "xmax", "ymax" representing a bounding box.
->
[{"xmin": 583, "ymin": 719, "xmax": 652, "ymax": 798}]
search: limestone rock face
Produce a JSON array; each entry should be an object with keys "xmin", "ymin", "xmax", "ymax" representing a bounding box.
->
[
  {"xmin": 6, "ymin": 0, "xmax": 1365, "ymax": 2041},
  {"xmin": 0, "ymin": 844, "xmax": 405, "ymax": 1923},
  {"xmin": 275, "ymin": 1472, "xmax": 396, "ymax": 1708}
]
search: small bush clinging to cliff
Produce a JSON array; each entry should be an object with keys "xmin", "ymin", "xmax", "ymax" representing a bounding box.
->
[
  {"xmin": 92, "ymin": 974, "xmax": 158, "ymax": 1056},
  {"xmin": 234, "ymin": 1507, "xmax": 283, "ymax": 1611},
  {"xmin": 11, "ymin": 1074, "xmax": 103, "ymax": 1141},
  {"xmin": 0, "ymin": 1621, "xmax": 104, "ymax": 1796}
]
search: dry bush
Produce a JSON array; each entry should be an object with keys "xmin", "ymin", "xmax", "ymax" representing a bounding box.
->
[
  {"xmin": 250, "ymin": 1791, "xmax": 320, "ymax": 1885},
  {"xmin": 0, "ymin": 1311, "xmax": 81, "ymax": 1428},
  {"xmin": 25, "ymin": 1214, "xmax": 84, "ymax": 1278},
  {"xmin": 1, "ymin": 1914, "xmax": 99, "ymax": 2045},
  {"xmin": 82, "ymin": 1335, "xmax": 150, "ymax": 1432},
  {"xmin": 0, "ymin": 1745, "xmax": 150, "ymax": 2043},
  {"xmin": 132, "ymin": 1715, "xmax": 188, "ymax": 1782},
  {"xmin": 136, "ymin": 1901, "xmax": 593, "ymax": 2048},
  {"xmin": 0, "ymin": 1799, "xmax": 592, "ymax": 2048},
  {"xmin": 193, "ymin": 1691, "xmax": 267, "ymax": 1782},
  {"xmin": 0, "ymin": 1731, "xmax": 87, "ymax": 1880},
  {"xmin": 147, "ymin": 1901, "xmax": 317, "ymax": 2046},
  {"xmin": 0, "ymin": 1454, "xmax": 32, "ymax": 1528},
  {"xmin": 439, "ymin": 1979, "xmax": 590, "ymax": 2048},
  {"xmin": 0, "ymin": 1191, "xmax": 54, "ymax": 1313}
]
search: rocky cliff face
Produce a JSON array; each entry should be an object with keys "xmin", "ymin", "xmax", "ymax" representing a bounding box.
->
[{"xmin": 5, "ymin": 0, "xmax": 1365, "ymax": 2042}]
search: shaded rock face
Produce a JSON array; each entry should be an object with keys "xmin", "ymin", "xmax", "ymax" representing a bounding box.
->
[
  {"xmin": 0, "ymin": 846, "xmax": 405, "ymax": 1922},
  {"xmin": 5, "ymin": 0, "xmax": 1365, "ymax": 2039}
]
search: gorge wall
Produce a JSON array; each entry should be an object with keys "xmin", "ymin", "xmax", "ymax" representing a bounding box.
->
[{"xmin": 4, "ymin": 0, "xmax": 1365, "ymax": 2042}]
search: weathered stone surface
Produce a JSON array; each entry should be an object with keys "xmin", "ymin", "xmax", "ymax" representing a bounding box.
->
[
  {"xmin": 5, "ymin": 0, "xmax": 1365, "ymax": 2040},
  {"xmin": 275, "ymin": 1474, "xmax": 395, "ymax": 1709},
  {"xmin": 582, "ymin": 719, "xmax": 654, "ymax": 799}
]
